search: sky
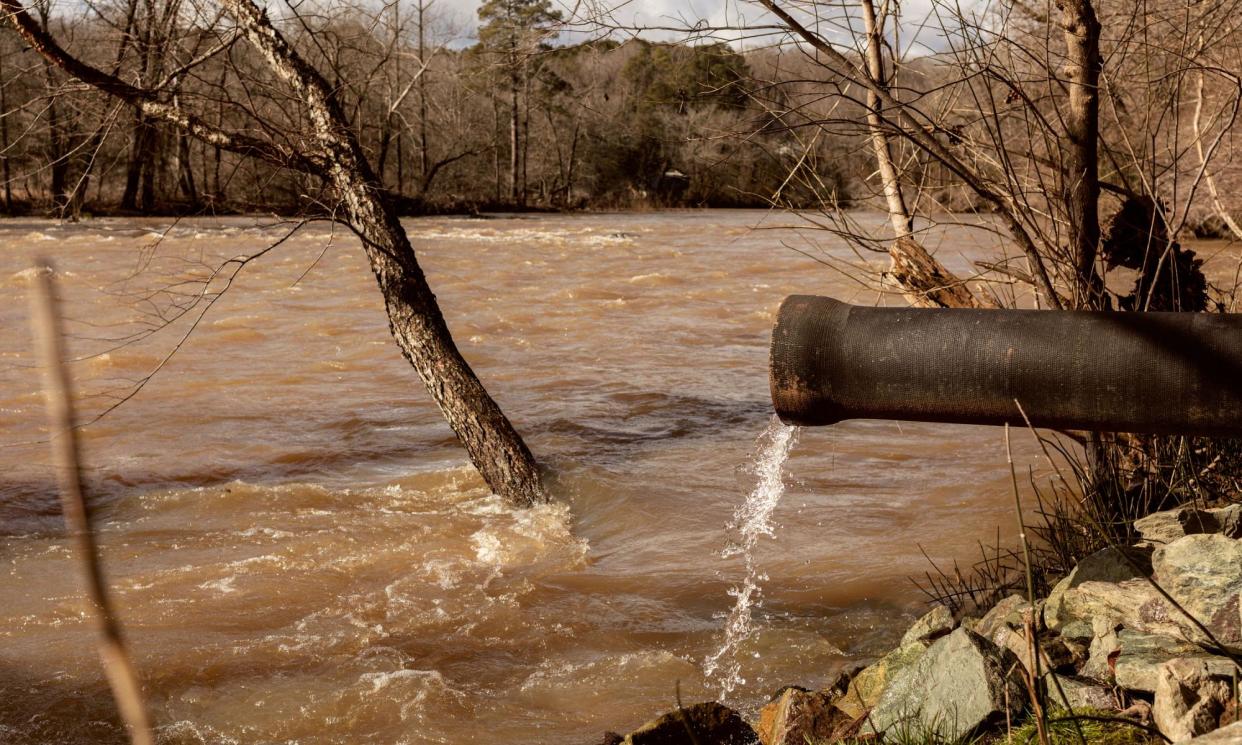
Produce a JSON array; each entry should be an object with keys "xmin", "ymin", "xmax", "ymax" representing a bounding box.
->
[{"xmin": 435, "ymin": 0, "xmax": 987, "ymax": 53}]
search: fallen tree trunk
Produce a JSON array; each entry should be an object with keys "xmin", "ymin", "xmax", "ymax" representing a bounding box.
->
[{"xmin": 889, "ymin": 237, "xmax": 994, "ymax": 309}]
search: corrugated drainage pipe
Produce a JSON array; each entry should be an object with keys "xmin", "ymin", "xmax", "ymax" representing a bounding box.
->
[{"xmin": 769, "ymin": 295, "xmax": 1242, "ymax": 435}]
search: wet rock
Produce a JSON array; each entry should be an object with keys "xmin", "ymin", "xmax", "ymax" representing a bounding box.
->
[
  {"xmin": 834, "ymin": 642, "xmax": 928, "ymax": 719},
  {"xmin": 767, "ymin": 684, "xmax": 810, "ymax": 699},
  {"xmin": 901, "ymin": 604, "xmax": 955, "ymax": 646},
  {"xmin": 822, "ymin": 667, "xmax": 861, "ymax": 699},
  {"xmin": 1152, "ymin": 534, "xmax": 1242, "ymax": 652},
  {"xmin": 1136, "ymin": 505, "xmax": 1242, "ymax": 547},
  {"xmin": 598, "ymin": 733, "xmax": 625, "ymax": 745},
  {"xmin": 975, "ymin": 594, "xmax": 1031, "ymax": 640},
  {"xmin": 756, "ymin": 687, "xmax": 849, "ymax": 745},
  {"xmin": 1112, "ymin": 631, "xmax": 1237, "ymax": 693},
  {"xmin": 1045, "ymin": 674, "xmax": 1117, "ymax": 712},
  {"xmin": 1045, "ymin": 547, "xmax": 1153, "ymax": 631},
  {"xmin": 1173, "ymin": 720, "xmax": 1242, "ymax": 745},
  {"xmin": 1154, "ymin": 657, "xmax": 1236, "ymax": 742},
  {"xmin": 868, "ymin": 628, "xmax": 1023, "ymax": 741},
  {"xmin": 1192, "ymin": 215, "xmax": 1238, "ymax": 240},
  {"xmin": 624, "ymin": 702, "xmax": 759, "ymax": 745}
]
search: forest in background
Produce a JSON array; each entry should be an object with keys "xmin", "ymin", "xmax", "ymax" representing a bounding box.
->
[
  {"xmin": 0, "ymin": 0, "xmax": 1239, "ymax": 234},
  {"xmin": 0, "ymin": 0, "xmax": 850, "ymax": 217}
]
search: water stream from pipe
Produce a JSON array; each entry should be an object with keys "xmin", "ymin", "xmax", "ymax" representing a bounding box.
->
[{"xmin": 703, "ymin": 415, "xmax": 800, "ymax": 700}]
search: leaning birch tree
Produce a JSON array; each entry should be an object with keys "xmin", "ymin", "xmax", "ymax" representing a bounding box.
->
[
  {"xmin": 2, "ymin": 0, "xmax": 547, "ymax": 506},
  {"xmin": 857, "ymin": 0, "xmax": 994, "ymax": 309}
]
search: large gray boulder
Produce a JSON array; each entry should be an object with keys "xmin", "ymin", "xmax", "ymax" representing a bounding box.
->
[
  {"xmin": 1111, "ymin": 631, "xmax": 1237, "ymax": 692},
  {"xmin": 868, "ymin": 628, "xmax": 1023, "ymax": 741},
  {"xmin": 1153, "ymin": 657, "xmax": 1236, "ymax": 742},
  {"xmin": 1044, "ymin": 547, "xmax": 1152, "ymax": 631},
  {"xmin": 1173, "ymin": 720, "xmax": 1242, "ymax": 745},
  {"xmin": 835, "ymin": 641, "xmax": 928, "ymax": 720},
  {"xmin": 1135, "ymin": 505, "xmax": 1242, "ymax": 546},
  {"xmin": 834, "ymin": 605, "xmax": 957, "ymax": 722},
  {"xmin": 1151, "ymin": 534, "xmax": 1242, "ymax": 652}
]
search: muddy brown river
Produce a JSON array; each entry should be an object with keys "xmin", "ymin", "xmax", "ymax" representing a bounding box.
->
[{"xmin": 1, "ymin": 211, "xmax": 1234, "ymax": 743}]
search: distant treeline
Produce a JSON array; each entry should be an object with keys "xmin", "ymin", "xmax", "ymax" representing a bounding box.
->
[{"xmin": 0, "ymin": 0, "xmax": 882, "ymax": 218}]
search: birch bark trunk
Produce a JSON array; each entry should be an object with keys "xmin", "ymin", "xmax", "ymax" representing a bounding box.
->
[{"xmin": 859, "ymin": 0, "xmax": 990, "ymax": 309}]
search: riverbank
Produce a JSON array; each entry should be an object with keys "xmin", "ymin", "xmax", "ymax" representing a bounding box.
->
[
  {"xmin": 0, "ymin": 192, "xmax": 807, "ymax": 220},
  {"xmin": 0, "ymin": 195, "xmax": 573, "ymax": 220},
  {"xmin": 606, "ymin": 502, "xmax": 1242, "ymax": 745}
]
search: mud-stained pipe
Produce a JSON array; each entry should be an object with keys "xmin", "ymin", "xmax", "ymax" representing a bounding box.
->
[{"xmin": 770, "ymin": 295, "xmax": 1242, "ymax": 435}]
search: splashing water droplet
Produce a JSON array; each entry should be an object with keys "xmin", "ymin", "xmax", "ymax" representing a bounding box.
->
[{"xmin": 703, "ymin": 415, "xmax": 799, "ymax": 701}]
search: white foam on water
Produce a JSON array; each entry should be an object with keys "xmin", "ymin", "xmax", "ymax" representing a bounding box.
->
[
  {"xmin": 472, "ymin": 530, "xmax": 506, "ymax": 564},
  {"xmin": 406, "ymin": 225, "xmax": 637, "ymax": 246},
  {"xmin": 7, "ymin": 265, "xmax": 75, "ymax": 286},
  {"xmin": 519, "ymin": 650, "xmax": 692, "ymax": 693},
  {"xmin": 158, "ymin": 720, "xmax": 242, "ymax": 745},
  {"xmin": 199, "ymin": 576, "xmax": 238, "ymax": 595},
  {"xmin": 702, "ymin": 415, "xmax": 799, "ymax": 701},
  {"xmin": 358, "ymin": 668, "xmax": 445, "ymax": 694}
]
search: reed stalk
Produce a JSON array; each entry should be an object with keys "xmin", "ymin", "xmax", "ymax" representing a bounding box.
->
[{"xmin": 30, "ymin": 259, "xmax": 154, "ymax": 745}]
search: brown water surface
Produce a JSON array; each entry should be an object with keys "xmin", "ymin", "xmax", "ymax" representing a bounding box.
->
[{"xmin": 2, "ymin": 211, "xmax": 1231, "ymax": 744}]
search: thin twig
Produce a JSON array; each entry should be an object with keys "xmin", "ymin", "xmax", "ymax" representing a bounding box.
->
[{"xmin": 1008, "ymin": 424, "xmax": 1050, "ymax": 745}]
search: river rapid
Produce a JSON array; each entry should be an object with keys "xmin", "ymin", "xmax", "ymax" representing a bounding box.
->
[{"xmin": 1, "ymin": 210, "xmax": 1233, "ymax": 744}]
